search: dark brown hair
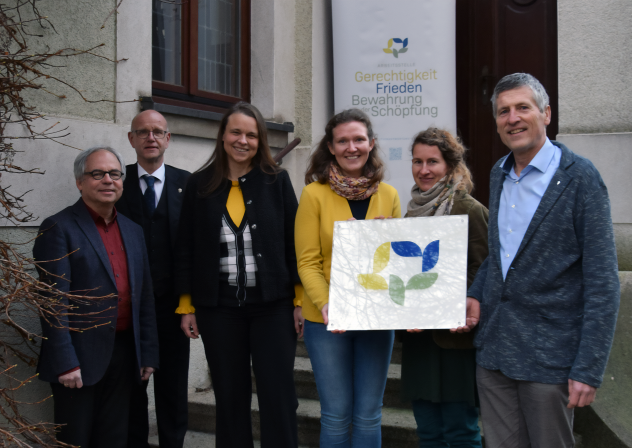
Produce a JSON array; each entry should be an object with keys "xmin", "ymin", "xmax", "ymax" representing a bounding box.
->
[
  {"xmin": 411, "ymin": 128, "xmax": 474, "ymax": 193},
  {"xmin": 196, "ymin": 102, "xmax": 280, "ymax": 196},
  {"xmin": 304, "ymin": 108, "xmax": 385, "ymax": 185}
]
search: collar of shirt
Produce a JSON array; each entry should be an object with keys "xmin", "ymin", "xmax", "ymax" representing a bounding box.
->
[
  {"xmin": 501, "ymin": 138, "xmax": 557, "ymax": 180},
  {"xmin": 137, "ymin": 162, "xmax": 165, "ymax": 204},
  {"xmin": 83, "ymin": 199, "xmax": 118, "ymax": 229},
  {"xmin": 137, "ymin": 162, "xmax": 165, "ymax": 183}
]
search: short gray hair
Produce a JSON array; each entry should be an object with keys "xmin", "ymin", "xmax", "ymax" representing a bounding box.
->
[
  {"xmin": 491, "ymin": 73, "xmax": 550, "ymax": 118},
  {"xmin": 74, "ymin": 146, "xmax": 126, "ymax": 180}
]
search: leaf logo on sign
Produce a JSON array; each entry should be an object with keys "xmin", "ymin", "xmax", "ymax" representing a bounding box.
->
[
  {"xmin": 383, "ymin": 38, "xmax": 409, "ymax": 58},
  {"xmin": 358, "ymin": 240, "xmax": 439, "ymax": 306}
]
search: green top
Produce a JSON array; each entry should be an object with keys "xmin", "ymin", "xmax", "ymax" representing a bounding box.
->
[{"xmin": 400, "ymin": 191, "xmax": 489, "ymax": 406}]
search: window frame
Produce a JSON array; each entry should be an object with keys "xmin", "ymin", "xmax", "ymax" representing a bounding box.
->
[{"xmin": 152, "ymin": 0, "xmax": 251, "ymax": 110}]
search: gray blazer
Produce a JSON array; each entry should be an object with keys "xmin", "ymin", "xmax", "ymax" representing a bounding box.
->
[{"xmin": 468, "ymin": 141, "xmax": 620, "ymax": 388}]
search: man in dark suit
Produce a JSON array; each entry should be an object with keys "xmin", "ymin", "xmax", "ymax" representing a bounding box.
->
[
  {"xmin": 455, "ymin": 73, "xmax": 619, "ymax": 448},
  {"xmin": 34, "ymin": 146, "xmax": 159, "ymax": 447},
  {"xmin": 117, "ymin": 109, "xmax": 191, "ymax": 448}
]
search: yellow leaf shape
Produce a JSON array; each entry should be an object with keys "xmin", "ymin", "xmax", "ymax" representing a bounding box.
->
[
  {"xmin": 358, "ymin": 274, "xmax": 388, "ymax": 290},
  {"xmin": 387, "ymin": 38, "xmax": 393, "ymax": 48},
  {"xmin": 373, "ymin": 242, "xmax": 390, "ymax": 273}
]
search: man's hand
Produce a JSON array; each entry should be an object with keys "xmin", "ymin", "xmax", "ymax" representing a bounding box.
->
[
  {"xmin": 450, "ymin": 297, "xmax": 480, "ymax": 333},
  {"xmin": 181, "ymin": 314, "xmax": 199, "ymax": 339},
  {"xmin": 294, "ymin": 306, "xmax": 305, "ymax": 338},
  {"xmin": 140, "ymin": 367, "xmax": 155, "ymax": 381},
  {"xmin": 59, "ymin": 369, "xmax": 83, "ymax": 389},
  {"xmin": 568, "ymin": 379, "xmax": 597, "ymax": 408}
]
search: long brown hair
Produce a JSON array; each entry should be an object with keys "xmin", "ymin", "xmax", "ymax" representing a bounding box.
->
[
  {"xmin": 196, "ymin": 102, "xmax": 280, "ymax": 196},
  {"xmin": 411, "ymin": 128, "xmax": 474, "ymax": 193},
  {"xmin": 304, "ymin": 109, "xmax": 385, "ymax": 185}
]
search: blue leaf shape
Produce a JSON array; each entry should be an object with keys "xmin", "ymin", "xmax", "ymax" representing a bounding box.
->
[
  {"xmin": 393, "ymin": 38, "xmax": 403, "ymax": 44},
  {"xmin": 403, "ymin": 38, "xmax": 408, "ymax": 48},
  {"xmin": 391, "ymin": 241, "xmax": 422, "ymax": 257},
  {"xmin": 422, "ymin": 240, "xmax": 440, "ymax": 272}
]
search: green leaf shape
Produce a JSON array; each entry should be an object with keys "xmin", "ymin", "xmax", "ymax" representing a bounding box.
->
[
  {"xmin": 389, "ymin": 275, "xmax": 405, "ymax": 305},
  {"xmin": 398, "ymin": 48, "xmax": 408, "ymax": 54},
  {"xmin": 358, "ymin": 274, "xmax": 388, "ymax": 290},
  {"xmin": 373, "ymin": 242, "xmax": 390, "ymax": 273},
  {"xmin": 406, "ymin": 273, "xmax": 439, "ymax": 290},
  {"xmin": 393, "ymin": 49, "xmax": 399, "ymax": 58}
]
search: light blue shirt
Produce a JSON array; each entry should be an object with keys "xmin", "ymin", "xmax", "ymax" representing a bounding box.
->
[{"xmin": 498, "ymin": 138, "xmax": 561, "ymax": 279}]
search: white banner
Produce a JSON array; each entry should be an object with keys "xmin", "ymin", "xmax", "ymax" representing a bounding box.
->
[{"xmin": 332, "ymin": 0, "xmax": 457, "ymax": 205}]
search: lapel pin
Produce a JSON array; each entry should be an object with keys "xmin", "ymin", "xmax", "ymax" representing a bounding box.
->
[
  {"xmin": 178, "ymin": 188, "xmax": 182, "ymax": 193},
  {"xmin": 557, "ymin": 181, "xmax": 560, "ymax": 185}
]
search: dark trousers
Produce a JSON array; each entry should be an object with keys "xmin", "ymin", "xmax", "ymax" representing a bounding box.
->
[
  {"xmin": 128, "ymin": 312, "xmax": 190, "ymax": 448},
  {"xmin": 196, "ymin": 301, "xmax": 298, "ymax": 448},
  {"xmin": 51, "ymin": 331, "xmax": 136, "ymax": 448}
]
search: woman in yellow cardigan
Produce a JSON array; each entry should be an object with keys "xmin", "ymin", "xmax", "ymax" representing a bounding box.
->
[{"xmin": 295, "ymin": 109, "xmax": 401, "ymax": 447}]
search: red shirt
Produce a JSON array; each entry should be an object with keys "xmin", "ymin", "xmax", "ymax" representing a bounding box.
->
[{"xmin": 84, "ymin": 202, "xmax": 132, "ymax": 332}]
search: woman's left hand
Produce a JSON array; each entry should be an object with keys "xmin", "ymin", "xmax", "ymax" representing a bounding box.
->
[{"xmin": 293, "ymin": 306, "xmax": 305, "ymax": 338}]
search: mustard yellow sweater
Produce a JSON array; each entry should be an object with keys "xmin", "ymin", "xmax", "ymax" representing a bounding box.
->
[{"xmin": 294, "ymin": 181, "xmax": 401, "ymax": 323}]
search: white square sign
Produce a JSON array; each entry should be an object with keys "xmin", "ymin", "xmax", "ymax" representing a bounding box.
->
[{"xmin": 328, "ymin": 215, "xmax": 468, "ymax": 331}]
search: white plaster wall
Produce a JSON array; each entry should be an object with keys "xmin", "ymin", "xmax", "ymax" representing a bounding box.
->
[
  {"xmin": 18, "ymin": 0, "xmax": 118, "ymax": 122},
  {"xmin": 556, "ymin": 133, "xmax": 632, "ymax": 224},
  {"xmin": 115, "ymin": 0, "xmax": 153, "ymax": 125},
  {"xmin": 2, "ymin": 118, "xmax": 214, "ymax": 227},
  {"xmin": 558, "ymin": 0, "xmax": 632, "ymax": 134},
  {"xmin": 311, "ymin": 0, "xmax": 335, "ymax": 148},
  {"xmin": 251, "ymin": 0, "xmax": 296, "ymax": 123}
]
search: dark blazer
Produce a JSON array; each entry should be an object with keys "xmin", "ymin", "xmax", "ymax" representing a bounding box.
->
[
  {"xmin": 468, "ymin": 141, "xmax": 620, "ymax": 388},
  {"xmin": 174, "ymin": 167, "xmax": 300, "ymax": 307},
  {"xmin": 116, "ymin": 163, "xmax": 190, "ymax": 254},
  {"xmin": 33, "ymin": 199, "xmax": 159, "ymax": 386}
]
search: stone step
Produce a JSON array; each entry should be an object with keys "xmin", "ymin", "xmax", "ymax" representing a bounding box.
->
[
  {"xmin": 267, "ymin": 357, "xmax": 411, "ymax": 410},
  {"xmin": 296, "ymin": 339, "xmax": 403, "ymax": 365},
  {"xmin": 187, "ymin": 390, "xmax": 418, "ymax": 448},
  {"xmin": 148, "ymin": 431, "xmax": 312, "ymax": 448}
]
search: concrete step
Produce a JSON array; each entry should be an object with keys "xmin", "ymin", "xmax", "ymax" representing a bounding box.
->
[
  {"xmin": 188, "ymin": 390, "xmax": 418, "ymax": 448},
  {"xmin": 273, "ymin": 357, "xmax": 411, "ymax": 410},
  {"xmin": 148, "ymin": 431, "xmax": 312, "ymax": 448},
  {"xmin": 296, "ymin": 339, "xmax": 402, "ymax": 364}
]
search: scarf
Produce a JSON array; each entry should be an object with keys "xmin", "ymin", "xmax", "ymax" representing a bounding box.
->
[
  {"xmin": 406, "ymin": 174, "xmax": 464, "ymax": 217},
  {"xmin": 328, "ymin": 163, "xmax": 379, "ymax": 200}
]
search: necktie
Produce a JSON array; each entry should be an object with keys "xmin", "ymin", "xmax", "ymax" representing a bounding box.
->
[{"xmin": 143, "ymin": 175, "xmax": 156, "ymax": 216}]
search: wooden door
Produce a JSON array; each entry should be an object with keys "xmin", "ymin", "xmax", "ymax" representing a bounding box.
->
[{"xmin": 456, "ymin": 0, "xmax": 558, "ymax": 206}]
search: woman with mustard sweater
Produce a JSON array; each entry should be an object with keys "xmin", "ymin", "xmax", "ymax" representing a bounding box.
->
[
  {"xmin": 295, "ymin": 109, "xmax": 401, "ymax": 447},
  {"xmin": 174, "ymin": 102, "xmax": 303, "ymax": 448}
]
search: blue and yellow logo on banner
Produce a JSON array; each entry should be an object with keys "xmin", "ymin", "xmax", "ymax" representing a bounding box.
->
[{"xmin": 383, "ymin": 38, "xmax": 409, "ymax": 58}]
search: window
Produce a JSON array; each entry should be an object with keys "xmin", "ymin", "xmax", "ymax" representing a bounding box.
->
[{"xmin": 152, "ymin": 0, "xmax": 251, "ymax": 110}]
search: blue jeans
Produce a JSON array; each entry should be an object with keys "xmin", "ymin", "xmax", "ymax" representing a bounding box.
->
[
  {"xmin": 411, "ymin": 399, "xmax": 482, "ymax": 448},
  {"xmin": 303, "ymin": 320, "xmax": 394, "ymax": 448}
]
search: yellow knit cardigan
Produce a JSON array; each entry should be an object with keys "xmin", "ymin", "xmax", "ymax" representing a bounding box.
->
[{"xmin": 294, "ymin": 181, "xmax": 401, "ymax": 323}]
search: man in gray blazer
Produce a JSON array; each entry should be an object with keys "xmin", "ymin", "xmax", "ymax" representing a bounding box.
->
[{"xmin": 455, "ymin": 73, "xmax": 620, "ymax": 448}]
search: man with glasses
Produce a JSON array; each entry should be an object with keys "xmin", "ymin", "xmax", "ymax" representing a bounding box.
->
[
  {"xmin": 33, "ymin": 147, "xmax": 159, "ymax": 447},
  {"xmin": 117, "ymin": 110, "xmax": 191, "ymax": 448}
]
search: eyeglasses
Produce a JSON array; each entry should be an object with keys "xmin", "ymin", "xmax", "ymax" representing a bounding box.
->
[
  {"xmin": 131, "ymin": 129, "xmax": 168, "ymax": 139},
  {"xmin": 83, "ymin": 170, "xmax": 124, "ymax": 180}
]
